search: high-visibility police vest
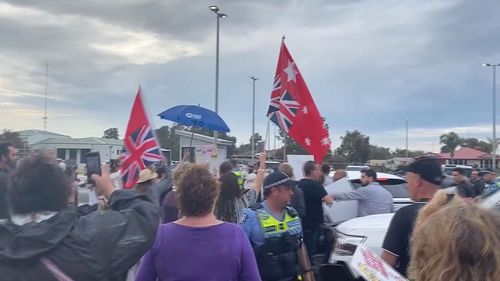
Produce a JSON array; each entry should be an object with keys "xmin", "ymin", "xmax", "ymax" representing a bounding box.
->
[
  {"xmin": 233, "ymin": 171, "xmax": 244, "ymax": 187},
  {"xmin": 252, "ymin": 204, "xmax": 302, "ymax": 281}
]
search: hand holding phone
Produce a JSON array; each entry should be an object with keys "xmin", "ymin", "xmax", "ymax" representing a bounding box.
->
[{"xmin": 85, "ymin": 152, "xmax": 102, "ymax": 187}]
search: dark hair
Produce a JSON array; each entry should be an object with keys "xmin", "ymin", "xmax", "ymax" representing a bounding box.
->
[
  {"xmin": 361, "ymin": 168, "xmax": 377, "ymax": 181},
  {"xmin": 0, "ymin": 142, "xmax": 13, "ymax": 159},
  {"xmin": 452, "ymin": 167, "xmax": 466, "ymax": 175},
  {"xmin": 263, "ymin": 188, "xmax": 273, "ymax": 199},
  {"xmin": 321, "ymin": 164, "xmax": 331, "ymax": 175},
  {"xmin": 230, "ymin": 159, "xmax": 238, "ymax": 167},
  {"xmin": 215, "ymin": 172, "xmax": 241, "ymax": 218},
  {"xmin": 177, "ymin": 164, "xmax": 219, "ymax": 217},
  {"xmin": 157, "ymin": 166, "xmax": 167, "ymax": 179},
  {"xmin": 8, "ymin": 153, "xmax": 72, "ymax": 214},
  {"xmin": 303, "ymin": 161, "xmax": 316, "ymax": 177},
  {"xmin": 219, "ymin": 161, "xmax": 233, "ymax": 175},
  {"xmin": 109, "ymin": 159, "xmax": 120, "ymax": 173}
]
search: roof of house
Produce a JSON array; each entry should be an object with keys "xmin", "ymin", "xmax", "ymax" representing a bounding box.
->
[
  {"xmin": 174, "ymin": 129, "xmax": 234, "ymax": 145},
  {"xmin": 435, "ymin": 147, "xmax": 489, "ymax": 160},
  {"xmin": 17, "ymin": 129, "xmax": 69, "ymax": 138},
  {"xmin": 33, "ymin": 137, "xmax": 123, "ymax": 146}
]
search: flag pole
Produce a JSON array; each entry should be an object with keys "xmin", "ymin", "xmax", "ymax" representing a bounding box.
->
[
  {"xmin": 266, "ymin": 119, "xmax": 270, "ymax": 161},
  {"xmin": 137, "ymin": 85, "xmax": 162, "ymax": 159}
]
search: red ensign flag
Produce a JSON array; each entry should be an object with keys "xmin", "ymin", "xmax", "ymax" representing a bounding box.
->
[{"xmin": 267, "ymin": 42, "xmax": 330, "ymax": 162}]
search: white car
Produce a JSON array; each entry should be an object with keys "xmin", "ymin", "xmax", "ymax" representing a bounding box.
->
[
  {"xmin": 324, "ymin": 188, "xmax": 500, "ymax": 279},
  {"xmin": 323, "ymin": 171, "xmax": 412, "ymax": 225}
]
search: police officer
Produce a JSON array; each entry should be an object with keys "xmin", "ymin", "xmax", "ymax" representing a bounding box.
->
[
  {"xmin": 239, "ymin": 171, "xmax": 314, "ymax": 281},
  {"xmin": 231, "ymin": 159, "xmax": 245, "ymax": 188}
]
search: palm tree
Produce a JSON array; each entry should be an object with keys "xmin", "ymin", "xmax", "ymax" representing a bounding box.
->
[
  {"xmin": 440, "ymin": 132, "xmax": 463, "ymax": 162},
  {"xmin": 487, "ymin": 137, "xmax": 500, "ymax": 154}
]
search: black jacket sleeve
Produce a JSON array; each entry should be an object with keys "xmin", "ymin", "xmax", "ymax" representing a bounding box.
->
[{"xmin": 76, "ymin": 190, "xmax": 160, "ymax": 279}]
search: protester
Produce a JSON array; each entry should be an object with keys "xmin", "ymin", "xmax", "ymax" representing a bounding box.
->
[
  {"xmin": 332, "ymin": 169, "xmax": 347, "ymax": 182},
  {"xmin": 244, "ymin": 164, "xmax": 257, "ymax": 190},
  {"xmin": 109, "ymin": 158, "xmax": 122, "ymax": 190},
  {"xmin": 240, "ymin": 171, "xmax": 314, "ymax": 281},
  {"xmin": 216, "ymin": 153, "xmax": 266, "ymax": 223},
  {"xmin": 470, "ymin": 169, "xmax": 485, "ymax": 197},
  {"xmin": 321, "ymin": 164, "xmax": 333, "ymax": 186},
  {"xmin": 231, "ymin": 159, "xmax": 245, "ymax": 188},
  {"xmin": 481, "ymin": 168, "xmax": 500, "ymax": 198},
  {"xmin": 150, "ymin": 165, "xmax": 172, "ymax": 205},
  {"xmin": 0, "ymin": 152, "xmax": 159, "ymax": 280},
  {"xmin": 136, "ymin": 164, "xmax": 260, "ymax": 281},
  {"xmin": 0, "ymin": 142, "xmax": 18, "ymax": 220},
  {"xmin": 381, "ymin": 157, "xmax": 441, "ymax": 277},
  {"xmin": 134, "ymin": 168, "xmax": 158, "ymax": 198},
  {"xmin": 160, "ymin": 153, "xmax": 193, "ymax": 224},
  {"xmin": 330, "ymin": 168, "xmax": 393, "ymax": 217},
  {"xmin": 279, "ymin": 163, "xmax": 306, "ymax": 219},
  {"xmin": 451, "ymin": 167, "xmax": 476, "ymax": 198},
  {"xmin": 409, "ymin": 191, "xmax": 500, "ymax": 281},
  {"xmin": 299, "ymin": 161, "xmax": 333, "ymax": 261},
  {"xmin": 160, "ymin": 163, "xmax": 189, "ymax": 224}
]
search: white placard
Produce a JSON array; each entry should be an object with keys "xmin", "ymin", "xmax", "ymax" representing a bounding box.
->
[
  {"xmin": 350, "ymin": 244, "xmax": 407, "ymax": 281},
  {"xmin": 195, "ymin": 145, "xmax": 219, "ymax": 177},
  {"xmin": 286, "ymin": 154, "xmax": 314, "ymax": 179}
]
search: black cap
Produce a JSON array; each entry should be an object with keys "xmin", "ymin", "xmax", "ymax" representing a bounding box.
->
[
  {"xmin": 263, "ymin": 171, "xmax": 297, "ymax": 190},
  {"xmin": 405, "ymin": 157, "xmax": 443, "ymax": 185},
  {"xmin": 479, "ymin": 168, "xmax": 496, "ymax": 176}
]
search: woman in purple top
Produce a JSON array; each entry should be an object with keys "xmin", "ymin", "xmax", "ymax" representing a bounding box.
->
[{"xmin": 136, "ymin": 164, "xmax": 261, "ymax": 281}]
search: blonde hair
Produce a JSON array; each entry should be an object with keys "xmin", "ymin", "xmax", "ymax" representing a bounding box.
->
[
  {"xmin": 409, "ymin": 191, "xmax": 500, "ymax": 281},
  {"xmin": 279, "ymin": 163, "xmax": 294, "ymax": 178}
]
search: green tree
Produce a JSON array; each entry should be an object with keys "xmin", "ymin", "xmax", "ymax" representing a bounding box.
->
[
  {"xmin": 461, "ymin": 138, "xmax": 480, "ymax": 149},
  {"xmin": 487, "ymin": 137, "xmax": 500, "ymax": 154},
  {"xmin": 103, "ymin": 128, "xmax": 119, "ymax": 139},
  {"xmin": 391, "ymin": 148, "xmax": 426, "ymax": 158},
  {"xmin": 440, "ymin": 132, "xmax": 463, "ymax": 160},
  {"xmin": 334, "ymin": 130, "xmax": 370, "ymax": 164},
  {"xmin": 369, "ymin": 145, "xmax": 392, "ymax": 160}
]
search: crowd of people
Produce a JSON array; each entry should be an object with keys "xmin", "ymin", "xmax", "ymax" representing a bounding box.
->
[{"xmin": 0, "ymin": 140, "xmax": 500, "ymax": 280}]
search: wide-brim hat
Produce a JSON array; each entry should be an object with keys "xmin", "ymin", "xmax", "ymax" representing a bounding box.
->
[{"xmin": 137, "ymin": 169, "xmax": 158, "ymax": 183}]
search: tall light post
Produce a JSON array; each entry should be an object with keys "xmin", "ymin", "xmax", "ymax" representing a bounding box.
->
[
  {"xmin": 250, "ymin": 76, "xmax": 258, "ymax": 163},
  {"xmin": 209, "ymin": 5, "xmax": 227, "ymax": 146},
  {"xmin": 483, "ymin": 63, "xmax": 500, "ymax": 171},
  {"xmin": 405, "ymin": 119, "xmax": 409, "ymax": 163}
]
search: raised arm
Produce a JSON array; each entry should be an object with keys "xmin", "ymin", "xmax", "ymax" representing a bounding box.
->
[{"xmin": 252, "ymin": 152, "xmax": 267, "ymax": 194}]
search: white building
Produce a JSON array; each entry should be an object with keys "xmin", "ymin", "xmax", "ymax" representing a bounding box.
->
[{"xmin": 31, "ymin": 137, "xmax": 123, "ymax": 164}]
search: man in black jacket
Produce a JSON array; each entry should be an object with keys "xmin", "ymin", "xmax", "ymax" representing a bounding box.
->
[{"xmin": 0, "ymin": 152, "xmax": 159, "ymax": 281}]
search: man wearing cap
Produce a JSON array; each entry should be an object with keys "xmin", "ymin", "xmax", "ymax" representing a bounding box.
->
[
  {"xmin": 481, "ymin": 168, "xmax": 499, "ymax": 198},
  {"xmin": 381, "ymin": 157, "xmax": 442, "ymax": 277},
  {"xmin": 239, "ymin": 171, "xmax": 314, "ymax": 281}
]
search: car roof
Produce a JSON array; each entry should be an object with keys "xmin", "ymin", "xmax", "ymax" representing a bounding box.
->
[{"xmin": 344, "ymin": 171, "xmax": 406, "ymax": 183}]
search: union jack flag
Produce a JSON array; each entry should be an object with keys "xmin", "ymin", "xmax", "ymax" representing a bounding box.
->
[
  {"xmin": 267, "ymin": 87, "xmax": 300, "ymax": 133},
  {"xmin": 121, "ymin": 88, "xmax": 162, "ymax": 189}
]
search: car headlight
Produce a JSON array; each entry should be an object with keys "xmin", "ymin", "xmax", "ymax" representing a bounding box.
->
[{"xmin": 333, "ymin": 230, "xmax": 367, "ymax": 257}]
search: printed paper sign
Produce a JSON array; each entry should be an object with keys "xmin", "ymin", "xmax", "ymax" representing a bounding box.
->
[{"xmin": 350, "ymin": 244, "xmax": 407, "ymax": 281}]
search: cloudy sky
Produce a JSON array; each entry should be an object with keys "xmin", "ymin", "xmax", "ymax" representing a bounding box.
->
[{"xmin": 0, "ymin": 0, "xmax": 499, "ymax": 152}]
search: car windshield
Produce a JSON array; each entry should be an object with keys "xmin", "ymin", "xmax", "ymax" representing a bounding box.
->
[{"xmin": 351, "ymin": 180, "xmax": 409, "ymax": 198}]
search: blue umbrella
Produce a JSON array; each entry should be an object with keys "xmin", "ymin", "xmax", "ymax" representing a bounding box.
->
[
  {"xmin": 158, "ymin": 105, "xmax": 230, "ymax": 132},
  {"xmin": 158, "ymin": 105, "xmax": 230, "ymax": 147}
]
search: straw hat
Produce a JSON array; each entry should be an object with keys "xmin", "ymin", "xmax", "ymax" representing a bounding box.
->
[{"xmin": 137, "ymin": 169, "xmax": 158, "ymax": 183}]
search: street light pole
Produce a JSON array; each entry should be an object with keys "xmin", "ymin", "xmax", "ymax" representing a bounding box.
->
[
  {"xmin": 405, "ymin": 119, "xmax": 409, "ymax": 164},
  {"xmin": 250, "ymin": 76, "xmax": 258, "ymax": 163},
  {"xmin": 209, "ymin": 6, "xmax": 227, "ymax": 147},
  {"xmin": 483, "ymin": 63, "xmax": 500, "ymax": 171}
]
